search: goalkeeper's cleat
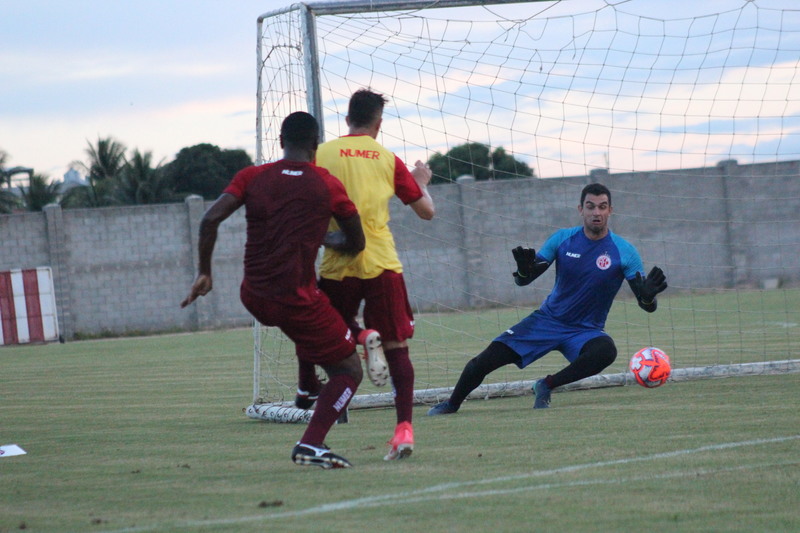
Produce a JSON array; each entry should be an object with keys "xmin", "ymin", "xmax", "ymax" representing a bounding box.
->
[
  {"xmin": 532, "ymin": 379, "xmax": 551, "ymax": 409},
  {"xmin": 292, "ymin": 442, "xmax": 351, "ymax": 469},
  {"xmin": 358, "ymin": 329, "xmax": 389, "ymax": 387},
  {"xmin": 427, "ymin": 400, "xmax": 459, "ymax": 416},
  {"xmin": 384, "ymin": 421, "xmax": 414, "ymax": 461},
  {"xmin": 294, "ymin": 389, "xmax": 319, "ymax": 410}
]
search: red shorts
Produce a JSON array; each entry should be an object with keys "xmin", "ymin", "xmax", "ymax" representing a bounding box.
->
[
  {"xmin": 240, "ymin": 282, "xmax": 356, "ymax": 365},
  {"xmin": 318, "ymin": 270, "xmax": 415, "ymax": 343}
]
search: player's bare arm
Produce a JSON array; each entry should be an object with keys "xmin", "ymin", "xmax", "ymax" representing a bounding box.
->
[
  {"xmin": 180, "ymin": 193, "xmax": 242, "ymax": 308},
  {"xmin": 410, "ymin": 160, "xmax": 435, "ymax": 220},
  {"xmin": 323, "ymin": 213, "xmax": 366, "ymax": 255}
]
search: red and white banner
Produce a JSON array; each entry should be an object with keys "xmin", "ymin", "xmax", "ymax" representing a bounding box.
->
[{"xmin": 0, "ymin": 267, "xmax": 59, "ymax": 345}]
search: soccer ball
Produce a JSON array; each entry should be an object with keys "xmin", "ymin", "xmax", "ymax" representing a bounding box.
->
[{"xmin": 629, "ymin": 347, "xmax": 671, "ymax": 388}]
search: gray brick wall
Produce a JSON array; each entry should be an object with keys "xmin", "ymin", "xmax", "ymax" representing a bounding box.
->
[{"xmin": 1, "ymin": 160, "xmax": 797, "ymax": 339}]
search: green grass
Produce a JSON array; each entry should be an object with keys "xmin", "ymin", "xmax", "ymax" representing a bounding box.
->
[
  {"xmin": 258, "ymin": 289, "xmax": 800, "ymax": 401},
  {"xmin": 1, "ymin": 324, "xmax": 799, "ymax": 532}
]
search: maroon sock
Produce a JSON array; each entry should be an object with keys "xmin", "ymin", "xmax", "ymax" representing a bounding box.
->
[
  {"xmin": 385, "ymin": 347, "xmax": 415, "ymax": 424},
  {"xmin": 300, "ymin": 374, "xmax": 357, "ymax": 446}
]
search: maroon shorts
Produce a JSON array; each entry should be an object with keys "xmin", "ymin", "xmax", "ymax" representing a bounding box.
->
[
  {"xmin": 318, "ymin": 270, "xmax": 415, "ymax": 343},
  {"xmin": 240, "ymin": 282, "xmax": 356, "ymax": 365}
]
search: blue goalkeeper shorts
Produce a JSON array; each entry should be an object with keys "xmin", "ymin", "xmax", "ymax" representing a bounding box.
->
[{"xmin": 494, "ymin": 310, "xmax": 610, "ymax": 368}]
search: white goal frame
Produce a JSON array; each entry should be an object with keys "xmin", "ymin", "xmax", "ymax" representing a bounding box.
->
[{"xmin": 248, "ymin": 0, "xmax": 800, "ymax": 422}]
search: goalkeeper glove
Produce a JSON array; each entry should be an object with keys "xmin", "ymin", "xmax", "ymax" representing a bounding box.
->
[
  {"xmin": 512, "ymin": 246, "xmax": 537, "ymax": 279},
  {"xmin": 635, "ymin": 266, "xmax": 668, "ymax": 305},
  {"xmin": 512, "ymin": 246, "xmax": 550, "ymax": 286}
]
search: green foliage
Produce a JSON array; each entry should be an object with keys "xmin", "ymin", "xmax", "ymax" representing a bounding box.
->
[
  {"xmin": 491, "ymin": 146, "xmax": 535, "ymax": 180},
  {"xmin": 166, "ymin": 143, "xmax": 253, "ymax": 200},
  {"xmin": 0, "ymin": 188, "xmax": 21, "ymax": 213},
  {"xmin": 59, "ymin": 139, "xmax": 252, "ymax": 207},
  {"xmin": 0, "ymin": 148, "xmax": 8, "ymax": 184},
  {"xmin": 0, "ymin": 149, "xmax": 27, "ymax": 212},
  {"xmin": 63, "ymin": 137, "xmax": 128, "ymax": 208},
  {"xmin": 115, "ymin": 150, "xmax": 177, "ymax": 205},
  {"xmin": 428, "ymin": 142, "xmax": 534, "ymax": 184},
  {"xmin": 19, "ymin": 173, "xmax": 60, "ymax": 211},
  {"xmin": 84, "ymin": 137, "xmax": 127, "ymax": 182},
  {"xmin": 3, "ymin": 140, "xmax": 254, "ymax": 209}
]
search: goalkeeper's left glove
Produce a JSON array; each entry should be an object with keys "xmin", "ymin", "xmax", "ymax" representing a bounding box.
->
[{"xmin": 632, "ymin": 266, "xmax": 667, "ymax": 311}]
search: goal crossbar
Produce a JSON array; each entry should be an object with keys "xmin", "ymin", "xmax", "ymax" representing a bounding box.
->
[{"xmin": 258, "ymin": 0, "xmax": 541, "ymax": 20}]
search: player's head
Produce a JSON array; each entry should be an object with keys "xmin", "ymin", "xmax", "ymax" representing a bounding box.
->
[
  {"xmin": 347, "ymin": 88, "xmax": 388, "ymax": 129},
  {"xmin": 579, "ymin": 183, "xmax": 612, "ymax": 238},
  {"xmin": 280, "ymin": 111, "xmax": 319, "ymax": 151},
  {"xmin": 580, "ymin": 183, "xmax": 611, "ymax": 207}
]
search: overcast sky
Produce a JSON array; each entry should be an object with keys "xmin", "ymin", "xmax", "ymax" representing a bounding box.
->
[
  {"xmin": 1, "ymin": 0, "xmax": 297, "ymax": 180},
  {"xmin": 2, "ymin": 0, "xmax": 798, "ymax": 181}
]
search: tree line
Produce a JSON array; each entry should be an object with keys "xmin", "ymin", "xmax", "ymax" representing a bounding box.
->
[
  {"xmin": 0, "ymin": 138, "xmax": 252, "ymax": 213},
  {"xmin": 1, "ymin": 139, "xmax": 535, "ymax": 213}
]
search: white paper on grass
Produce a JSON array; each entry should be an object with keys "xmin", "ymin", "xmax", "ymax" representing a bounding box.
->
[{"xmin": 0, "ymin": 444, "xmax": 27, "ymax": 457}]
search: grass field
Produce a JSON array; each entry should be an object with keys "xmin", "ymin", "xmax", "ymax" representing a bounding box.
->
[
  {"xmin": 1, "ymin": 324, "xmax": 799, "ymax": 532},
  {"xmin": 256, "ymin": 289, "xmax": 800, "ymax": 403}
]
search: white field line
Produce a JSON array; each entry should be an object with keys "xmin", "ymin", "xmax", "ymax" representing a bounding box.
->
[{"xmin": 102, "ymin": 434, "xmax": 800, "ymax": 533}]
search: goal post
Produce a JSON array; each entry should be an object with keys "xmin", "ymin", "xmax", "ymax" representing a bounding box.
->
[{"xmin": 248, "ymin": 0, "xmax": 800, "ymax": 421}]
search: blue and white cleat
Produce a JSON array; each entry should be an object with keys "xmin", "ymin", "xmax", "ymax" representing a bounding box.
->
[
  {"xmin": 427, "ymin": 400, "xmax": 459, "ymax": 416},
  {"xmin": 532, "ymin": 379, "xmax": 551, "ymax": 409}
]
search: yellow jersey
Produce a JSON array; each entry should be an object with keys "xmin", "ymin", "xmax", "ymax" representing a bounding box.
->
[{"xmin": 316, "ymin": 134, "xmax": 422, "ymax": 280}]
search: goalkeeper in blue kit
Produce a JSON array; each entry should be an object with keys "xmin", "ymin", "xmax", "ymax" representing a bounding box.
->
[{"xmin": 428, "ymin": 183, "xmax": 668, "ymax": 414}]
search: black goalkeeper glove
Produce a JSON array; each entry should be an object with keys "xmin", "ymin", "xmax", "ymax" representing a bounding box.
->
[
  {"xmin": 512, "ymin": 246, "xmax": 537, "ymax": 279},
  {"xmin": 636, "ymin": 266, "xmax": 667, "ymax": 304}
]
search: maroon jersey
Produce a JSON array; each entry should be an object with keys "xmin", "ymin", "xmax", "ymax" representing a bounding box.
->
[{"xmin": 223, "ymin": 160, "xmax": 357, "ymax": 305}]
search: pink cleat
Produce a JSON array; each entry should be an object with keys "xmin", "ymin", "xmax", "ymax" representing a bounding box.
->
[{"xmin": 384, "ymin": 421, "xmax": 414, "ymax": 461}]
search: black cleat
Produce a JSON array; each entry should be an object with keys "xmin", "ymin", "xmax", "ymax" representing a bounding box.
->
[{"xmin": 291, "ymin": 443, "xmax": 352, "ymax": 469}]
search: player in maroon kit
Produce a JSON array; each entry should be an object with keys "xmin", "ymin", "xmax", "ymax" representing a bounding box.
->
[{"xmin": 181, "ymin": 111, "xmax": 366, "ymax": 469}]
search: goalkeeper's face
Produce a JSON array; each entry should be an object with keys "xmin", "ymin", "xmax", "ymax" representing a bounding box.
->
[{"xmin": 579, "ymin": 193, "xmax": 612, "ymax": 238}]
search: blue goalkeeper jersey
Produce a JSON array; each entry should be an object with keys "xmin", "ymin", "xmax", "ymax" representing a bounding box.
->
[{"xmin": 535, "ymin": 226, "xmax": 644, "ymax": 330}]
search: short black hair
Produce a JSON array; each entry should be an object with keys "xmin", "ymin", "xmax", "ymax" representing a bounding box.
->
[
  {"xmin": 280, "ymin": 112, "xmax": 319, "ymax": 149},
  {"xmin": 580, "ymin": 183, "xmax": 611, "ymax": 206},
  {"xmin": 347, "ymin": 88, "xmax": 388, "ymax": 128}
]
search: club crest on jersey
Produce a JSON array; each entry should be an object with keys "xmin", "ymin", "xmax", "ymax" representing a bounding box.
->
[{"xmin": 596, "ymin": 252, "xmax": 612, "ymax": 270}]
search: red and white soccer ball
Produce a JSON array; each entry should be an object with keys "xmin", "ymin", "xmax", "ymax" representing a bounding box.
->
[{"xmin": 629, "ymin": 347, "xmax": 671, "ymax": 388}]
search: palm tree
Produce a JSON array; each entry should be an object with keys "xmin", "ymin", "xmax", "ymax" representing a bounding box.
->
[
  {"xmin": 19, "ymin": 173, "xmax": 61, "ymax": 212},
  {"xmin": 116, "ymin": 150, "xmax": 176, "ymax": 204},
  {"xmin": 0, "ymin": 149, "xmax": 21, "ymax": 213},
  {"xmin": 63, "ymin": 137, "xmax": 127, "ymax": 208},
  {"xmin": 0, "ymin": 149, "xmax": 8, "ymax": 186},
  {"xmin": 0, "ymin": 189, "xmax": 20, "ymax": 213}
]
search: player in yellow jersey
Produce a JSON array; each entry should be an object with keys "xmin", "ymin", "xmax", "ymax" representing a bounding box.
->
[{"xmin": 314, "ymin": 88, "xmax": 435, "ymax": 460}]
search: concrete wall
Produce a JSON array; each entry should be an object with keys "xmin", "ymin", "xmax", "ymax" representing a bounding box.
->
[{"xmin": 1, "ymin": 160, "xmax": 797, "ymax": 339}]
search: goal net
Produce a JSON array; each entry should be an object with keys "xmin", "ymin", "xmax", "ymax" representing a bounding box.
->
[{"xmin": 248, "ymin": 0, "xmax": 800, "ymax": 420}]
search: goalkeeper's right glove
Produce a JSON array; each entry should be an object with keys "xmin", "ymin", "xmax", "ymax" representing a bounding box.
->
[
  {"xmin": 512, "ymin": 246, "xmax": 537, "ymax": 278},
  {"xmin": 512, "ymin": 246, "xmax": 549, "ymax": 286}
]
